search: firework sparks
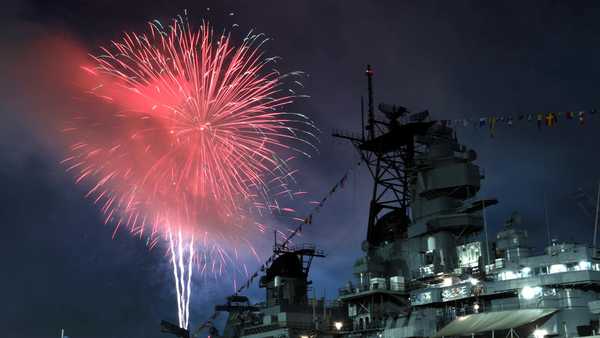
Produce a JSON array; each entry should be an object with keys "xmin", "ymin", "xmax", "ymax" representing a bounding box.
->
[
  {"xmin": 60, "ymin": 15, "xmax": 315, "ymax": 329},
  {"xmin": 63, "ymin": 16, "xmax": 315, "ymax": 235},
  {"xmin": 168, "ymin": 229, "xmax": 194, "ymax": 329}
]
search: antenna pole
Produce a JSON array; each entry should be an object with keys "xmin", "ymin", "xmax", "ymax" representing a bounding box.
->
[
  {"xmin": 544, "ymin": 194, "xmax": 551, "ymax": 246},
  {"xmin": 312, "ymin": 288, "xmax": 317, "ymax": 327},
  {"xmin": 594, "ymin": 181, "xmax": 600, "ymax": 248},
  {"xmin": 366, "ymin": 65, "xmax": 375, "ymax": 141},
  {"xmin": 482, "ymin": 199, "xmax": 491, "ymax": 265},
  {"xmin": 323, "ymin": 288, "xmax": 326, "ymax": 318},
  {"xmin": 361, "ymin": 96, "xmax": 365, "ymax": 141}
]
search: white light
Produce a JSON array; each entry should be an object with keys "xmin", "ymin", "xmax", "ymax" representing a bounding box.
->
[
  {"xmin": 469, "ymin": 277, "xmax": 479, "ymax": 286},
  {"xmin": 473, "ymin": 303, "xmax": 480, "ymax": 311},
  {"xmin": 442, "ymin": 277, "xmax": 453, "ymax": 286},
  {"xmin": 499, "ymin": 270, "xmax": 519, "ymax": 280},
  {"xmin": 521, "ymin": 286, "xmax": 542, "ymax": 300},
  {"xmin": 334, "ymin": 321, "xmax": 343, "ymax": 330},
  {"xmin": 300, "ymin": 336, "xmax": 309, "ymax": 338},
  {"xmin": 578, "ymin": 261, "xmax": 592, "ymax": 271},
  {"xmin": 522, "ymin": 267, "xmax": 531, "ymax": 275},
  {"xmin": 533, "ymin": 329, "xmax": 548, "ymax": 338},
  {"xmin": 549, "ymin": 264, "xmax": 567, "ymax": 274}
]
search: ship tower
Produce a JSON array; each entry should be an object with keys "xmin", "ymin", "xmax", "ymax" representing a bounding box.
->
[{"xmin": 333, "ymin": 65, "xmax": 496, "ymax": 335}]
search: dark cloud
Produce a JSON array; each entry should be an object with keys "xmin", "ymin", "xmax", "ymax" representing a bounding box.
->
[{"xmin": 3, "ymin": 1, "xmax": 600, "ymax": 337}]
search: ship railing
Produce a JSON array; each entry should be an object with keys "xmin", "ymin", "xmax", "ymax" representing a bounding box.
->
[
  {"xmin": 273, "ymin": 243, "xmax": 324, "ymax": 256},
  {"xmin": 339, "ymin": 286, "xmax": 365, "ymax": 295},
  {"xmin": 243, "ymin": 320, "xmax": 341, "ymax": 335},
  {"xmin": 266, "ymin": 298, "xmax": 342, "ymax": 310},
  {"xmin": 348, "ymin": 321, "xmax": 386, "ymax": 333},
  {"xmin": 308, "ymin": 298, "xmax": 344, "ymax": 308},
  {"xmin": 286, "ymin": 321, "xmax": 316, "ymax": 330},
  {"xmin": 338, "ymin": 285, "xmax": 371, "ymax": 295},
  {"xmin": 339, "ymin": 283, "xmax": 404, "ymax": 296}
]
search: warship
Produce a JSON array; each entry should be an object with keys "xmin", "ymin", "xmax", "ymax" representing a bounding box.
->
[{"xmin": 164, "ymin": 66, "xmax": 600, "ymax": 338}]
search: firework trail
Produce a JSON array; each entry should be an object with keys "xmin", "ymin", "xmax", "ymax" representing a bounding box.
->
[
  {"xmin": 168, "ymin": 229, "xmax": 194, "ymax": 329},
  {"xmin": 60, "ymin": 15, "xmax": 316, "ymax": 329}
]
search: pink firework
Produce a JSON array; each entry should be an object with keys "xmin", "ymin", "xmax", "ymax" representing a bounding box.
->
[
  {"xmin": 59, "ymin": 16, "xmax": 315, "ymax": 329},
  {"xmin": 62, "ymin": 17, "xmax": 315, "ymax": 239}
]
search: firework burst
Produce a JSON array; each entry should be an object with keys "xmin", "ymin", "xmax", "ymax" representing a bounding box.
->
[
  {"xmin": 60, "ymin": 15, "xmax": 316, "ymax": 329},
  {"xmin": 63, "ymin": 16, "xmax": 315, "ymax": 235}
]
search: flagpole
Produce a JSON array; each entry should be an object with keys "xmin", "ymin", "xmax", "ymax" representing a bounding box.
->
[
  {"xmin": 594, "ymin": 181, "xmax": 600, "ymax": 248},
  {"xmin": 61, "ymin": 329, "xmax": 64, "ymax": 338}
]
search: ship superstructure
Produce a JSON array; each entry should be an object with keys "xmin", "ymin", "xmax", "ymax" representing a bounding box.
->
[
  {"xmin": 206, "ymin": 66, "xmax": 600, "ymax": 338},
  {"xmin": 214, "ymin": 242, "xmax": 347, "ymax": 338},
  {"xmin": 335, "ymin": 114, "xmax": 492, "ymax": 337}
]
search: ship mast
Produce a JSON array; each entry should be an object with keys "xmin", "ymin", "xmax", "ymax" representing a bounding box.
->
[{"xmin": 333, "ymin": 65, "xmax": 431, "ymax": 251}]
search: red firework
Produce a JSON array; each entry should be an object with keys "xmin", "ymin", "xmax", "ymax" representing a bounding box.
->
[{"xmin": 61, "ymin": 17, "xmax": 315, "ymax": 241}]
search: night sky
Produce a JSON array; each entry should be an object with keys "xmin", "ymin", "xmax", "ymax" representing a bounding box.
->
[{"xmin": 3, "ymin": 1, "xmax": 600, "ymax": 338}]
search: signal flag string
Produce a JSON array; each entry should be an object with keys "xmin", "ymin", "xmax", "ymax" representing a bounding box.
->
[{"xmin": 440, "ymin": 108, "xmax": 598, "ymax": 137}]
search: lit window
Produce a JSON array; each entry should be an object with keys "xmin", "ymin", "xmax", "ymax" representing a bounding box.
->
[
  {"xmin": 520, "ymin": 286, "xmax": 542, "ymax": 300},
  {"xmin": 533, "ymin": 329, "xmax": 548, "ymax": 338},
  {"xmin": 549, "ymin": 264, "xmax": 567, "ymax": 274},
  {"xmin": 498, "ymin": 270, "xmax": 519, "ymax": 280},
  {"xmin": 577, "ymin": 261, "xmax": 592, "ymax": 271}
]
